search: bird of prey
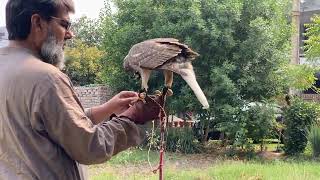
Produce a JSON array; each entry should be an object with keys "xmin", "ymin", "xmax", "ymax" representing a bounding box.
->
[{"xmin": 123, "ymin": 38, "xmax": 209, "ymax": 109}]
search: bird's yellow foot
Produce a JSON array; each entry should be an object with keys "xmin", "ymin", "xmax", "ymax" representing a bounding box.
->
[
  {"xmin": 166, "ymin": 88, "xmax": 173, "ymax": 96},
  {"xmin": 154, "ymin": 90, "xmax": 162, "ymax": 96},
  {"xmin": 138, "ymin": 89, "xmax": 147, "ymax": 103},
  {"xmin": 138, "ymin": 92, "xmax": 147, "ymax": 103}
]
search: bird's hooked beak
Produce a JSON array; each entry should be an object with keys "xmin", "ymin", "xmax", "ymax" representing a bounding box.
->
[{"xmin": 179, "ymin": 68, "xmax": 209, "ymax": 109}]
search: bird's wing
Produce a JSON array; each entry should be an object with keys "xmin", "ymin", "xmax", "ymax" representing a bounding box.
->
[
  {"xmin": 152, "ymin": 39, "xmax": 199, "ymax": 57},
  {"xmin": 124, "ymin": 38, "xmax": 199, "ymax": 70},
  {"xmin": 168, "ymin": 41, "xmax": 200, "ymax": 58},
  {"xmin": 151, "ymin": 38, "xmax": 179, "ymax": 43},
  {"xmin": 127, "ymin": 40, "xmax": 182, "ymax": 69}
]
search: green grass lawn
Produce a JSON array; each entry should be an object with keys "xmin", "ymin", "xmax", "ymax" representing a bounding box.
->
[
  {"xmin": 90, "ymin": 160, "xmax": 320, "ymax": 180},
  {"xmin": 88, "ymin": 148, "xmax": 320, "ymax": 180}
]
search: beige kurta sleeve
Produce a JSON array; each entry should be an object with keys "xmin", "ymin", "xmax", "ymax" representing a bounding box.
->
[{"xmin": 34, "ymin": 72, "xmax": 145, "ymax": 165}]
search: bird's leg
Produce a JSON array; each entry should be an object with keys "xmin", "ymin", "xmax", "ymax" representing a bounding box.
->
[
  {"xmin": 139, "ymin": 69, "xmax": 152, "ymax": 102},
  {"xmin": 164, "ymin": 70, "xmax": 173, "ymax": 96},
  {"xmin": 154, "ymin": 89, "xmax": 162, "ymax": 96}
]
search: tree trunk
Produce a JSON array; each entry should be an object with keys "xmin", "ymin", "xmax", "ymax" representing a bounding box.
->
[
  {"xmin": 201, "ymin": 111, "xmax": 211, "ymax": 144},
  {"xmin": 202, "ymin": 122, "xmax": 209, "ymax": 143}
]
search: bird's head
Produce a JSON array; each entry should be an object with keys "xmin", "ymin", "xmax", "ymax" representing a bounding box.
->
[
  {"xmin": 123, "ymin": 58, "xmax": 133, "ymax": 72},
  {"xmin": 123, "ymin": 58, "xmax": 140, "ymax": 79}
]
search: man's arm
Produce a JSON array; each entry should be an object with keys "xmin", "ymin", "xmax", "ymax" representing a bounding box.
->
[
  {"xmin": 85, "ymin": 91, "xmax": 138, "ymax": 124},
  {"xmin": 84, "ymin": 106, "xmax": 112, "ymax": 124},
  {"xmin": 35, "ymin": 73, "xmax": 145, "ymax": 165}
]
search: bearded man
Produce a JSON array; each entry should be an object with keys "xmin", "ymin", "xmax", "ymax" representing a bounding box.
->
[{"xmin": 0, "ymin": 0, "xmax": 163, "ymax": 179}]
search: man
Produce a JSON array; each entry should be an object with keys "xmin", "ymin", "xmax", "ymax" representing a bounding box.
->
[{"xmin": 0, "ymin": 0, "xmax": 163, "ymax": 179}]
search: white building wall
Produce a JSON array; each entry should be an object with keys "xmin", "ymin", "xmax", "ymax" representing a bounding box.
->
[
  {"xmin": 0, "ymin": 26, "xmax": 8, "ymax": 48},
  {"xmin": 301, "ymin": 0, "xmax": 320, "ymax": 12}
]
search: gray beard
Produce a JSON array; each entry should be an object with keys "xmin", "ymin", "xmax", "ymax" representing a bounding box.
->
[{"xmin": 40, "ymin": 31, "xmax": 65, "ymax": 70}]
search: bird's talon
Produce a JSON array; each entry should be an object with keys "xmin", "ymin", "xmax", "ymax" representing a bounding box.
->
[
  {"xmin": 138, "ymin": 91, "xmax": 147, "ymax": 103},
  {"xmin": 154, "ymin": 90, "xmax": 162, "ymax": 96},
  {"xmin": 139, "ymin": 98, "xmax": 146, "ymax": 104},
  {"xmin": 167, "ymin": 88, "xmax": 173, "ymax": 96},
  {"xmin": 139, "ymin": 92, "xmax": 147, "ymax": 99}
]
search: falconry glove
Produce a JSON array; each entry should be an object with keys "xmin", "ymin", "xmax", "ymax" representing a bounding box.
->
[{"xmin": 119, "ymin": 93, "xmax": 165, "ymax": 124}]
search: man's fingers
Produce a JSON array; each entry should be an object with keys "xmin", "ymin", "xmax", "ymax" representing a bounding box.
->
[
  {"xmin": 119, "ymin": 91, "xmax": 139, "ymax": 98},
  {"xmin": 122, "ymin": 96, "xmax": 139, "ymax": 105}
]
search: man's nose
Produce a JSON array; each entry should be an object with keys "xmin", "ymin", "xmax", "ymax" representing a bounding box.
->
[{"xmin": 65, "ymin": 30, "xmax": 75, "ymax": 40}]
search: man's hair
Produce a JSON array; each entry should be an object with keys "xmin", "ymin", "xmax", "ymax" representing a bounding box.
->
[{"xmin": 6, "ymin": 0, "xmax": 75, "ymax": 40}]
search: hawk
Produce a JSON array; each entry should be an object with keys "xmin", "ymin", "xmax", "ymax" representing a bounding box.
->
[{"xmin": 123, "ymin": 38, "xmax": 209, "ymax": 109}]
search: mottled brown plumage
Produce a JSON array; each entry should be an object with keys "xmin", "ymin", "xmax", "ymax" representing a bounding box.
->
[{"xmin": 123, "ymin": 38, "xmax": 209, "ymax": 109}]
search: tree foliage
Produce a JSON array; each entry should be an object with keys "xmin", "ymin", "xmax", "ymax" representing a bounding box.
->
[
  {"xmin": 64, "ymin": 39, "xmax": 104, "ymax": 86},
  {"xmin": 284, "ymin": 15, "xmax": 320, "ymax": 93},
  {"xmin": 99, "ymin": 0, "xmax": 292, "ymax": 144},
  {"xmin": 70, "ymin": 16, "xmax": 104, "ymax": 47},
  {"xmin": 283, "ymin": 98, "xmax": 320, "ymax": 155},
  {"xmin": 63, "ymin": 16, "xmax": 105, "ymax": 86},
  {"xmin": 281, "ymin": 64, "xmax": 318, "ymax": 91},
  {"xmin": 304, "ymin": 15, "xmax": 320, "ymax": 61}
]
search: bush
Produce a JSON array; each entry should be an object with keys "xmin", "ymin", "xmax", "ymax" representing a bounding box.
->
[
  {"xmin": 308, "ymin": 124, "xmax": 320, "ymax": 158},
  {"xmin": 283, "ymin": 98, "xmax": 320, "ymax": 155},
  {"xmin": 143, "ymin": 127, "xmax": 201, "ymax": 154},
  {"xmin": 216, "ymin": 102, "xmax": 277, "ymax": 151},
  {"xmin": 166, "ymin": 127, "xmax": 201, "ymax": 154},
  {"xmin": 246, "ymin": 103, "xmax": 276, "ymax": 151}
]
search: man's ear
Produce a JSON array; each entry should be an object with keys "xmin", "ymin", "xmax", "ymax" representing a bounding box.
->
[{"xmin": 30, "ymin": 14, "xmax": 47, "ymax": 35}]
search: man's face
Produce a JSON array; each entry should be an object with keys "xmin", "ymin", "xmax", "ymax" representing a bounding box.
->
[{"xmin": 40, "ymin": 8, "xmax": 73, "ymax": 69}]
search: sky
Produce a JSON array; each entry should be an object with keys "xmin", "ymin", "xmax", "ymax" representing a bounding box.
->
[{"xmin": 0, "ymin": 0, "xmax": 106, "ymax": 27}]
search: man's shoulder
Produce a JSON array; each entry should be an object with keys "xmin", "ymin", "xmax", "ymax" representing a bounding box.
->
[
  {"xmin": 15, "ymin": 53, "xmax": 72, "ymax": 90},
  {"xmin": 22, "ymin": 56, "xmax": 68, "ymax": 82}
]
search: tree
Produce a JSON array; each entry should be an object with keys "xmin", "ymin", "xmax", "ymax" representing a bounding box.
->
[
  {"xmin": 63, "ymin": 16, "xmax": 106, "ymax": 86},
  {"xmin": 64, "ymin": 39, "xmax": 104, "ymax": 86},
  {"xmin": 69, "ymin": 16, "xmax": 104, "ymax": 47},
  {"xmin": 304, "ymin": 15, "xmax": 320, "ymax": 61},
  {"xmin": 275, "ymin": 15, "xmax": 320, "ymax": 95},
  {"xmin": 100, "ymin": 0, "xmax": 292, "ymax": 145}
]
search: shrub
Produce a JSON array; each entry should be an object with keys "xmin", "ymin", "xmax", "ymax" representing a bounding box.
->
[
  {"xmin": 143, "ymin": 127, "xmax": 201, "ymax": 154},
  {"xmin": 246, "ymin": 103, "xmax": 276, "ymax": 151},
  {"xmin": 216, "ymin": 102, "xmax": 277, "ymax": 151},
  {"xmin": 283, "ymin": 98, "xmax": 320, "ymax": 155},
  {"xmin": 308, "ymin": 124, "xmax": 320, "ymax": 158},
  {"xmin": 169, "ymin": 127, "xmax": 201, "ymax": 154}
]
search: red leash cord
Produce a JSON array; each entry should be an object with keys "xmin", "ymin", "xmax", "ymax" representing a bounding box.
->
[
  {"xmin": 149, "ymin": 91, "xmax": 167, "ymax": 180},
  {"xmin": 152, "ymin": 108, "xmax": 165, "ymax": 180}
]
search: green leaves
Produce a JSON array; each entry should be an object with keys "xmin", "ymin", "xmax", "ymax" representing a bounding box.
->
[
  {"xmin": 281, "ymin": 64, "xmax": 318, "ymax": 91},
  {"xmin": 284, "ymin": 98, "xmax": 320, "ymax": 155},
  {"xmin": 98, "ymin": 0, "xmax": 292, "ymax": 145},
  {"xmin": 69, "ymin": 16, "xmax": 104, "ymax": 47},
  {"xmin": 64, "ymin": 39, "xmax": 104, "ymax": 86},
  {"xmin": 304, "ymin": 15, "xmax": 320, "ymax": 61},
  {"xmin": 308, "ymin": 124, "xmax": 320, "ymax": 158}
]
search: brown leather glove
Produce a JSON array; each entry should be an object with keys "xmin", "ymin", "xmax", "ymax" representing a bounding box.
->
[{"xmin": 119, "ymin": 94, "xmax": 165, "ymax": 124}]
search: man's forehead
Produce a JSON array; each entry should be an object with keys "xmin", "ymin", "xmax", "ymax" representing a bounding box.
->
[
  {"xmin": 55, "ymin": 0, "xmax": 75, "ymax": 17},
  {"xmin": 56, "ymin": 7, "xmax": 73, "ymax": 20}
]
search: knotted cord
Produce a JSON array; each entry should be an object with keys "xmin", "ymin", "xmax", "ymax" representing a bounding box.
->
[{"xmin": 146, "ymin": 90, "xmax": 168, "ymax": 180}]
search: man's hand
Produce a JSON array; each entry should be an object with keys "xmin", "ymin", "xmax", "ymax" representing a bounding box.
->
[
  {"xmin": 90, "ymin": 91, "xmax": 139, "ymax": 124},
  {"xmin": 119, "ymin": 94, "xmax": 165, "ymax": 124},
  {"xmin": 104, "ymin": 91, "xmax": 139, "ymax": 115}
]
